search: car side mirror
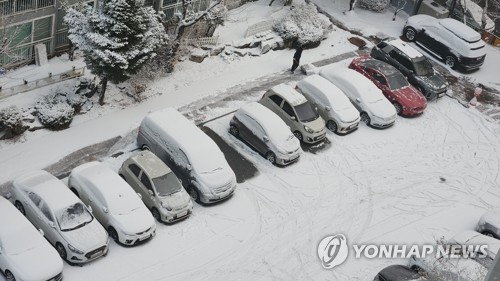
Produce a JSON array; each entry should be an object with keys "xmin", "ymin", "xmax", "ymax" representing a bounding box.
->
[
  {"xmin": 102, "ymin": 206, "xmax": 108, "ymax": 213},
  {"xmin": 263, "ymin": 136, "xmax": 269, "ymax": 142},
  {"xmin": 88, "ymin": 205, "xmax": 93, "ymax": 213},
  {"xmin": 137, "ymin": 193, "xmax": 142, "ymax": 199},
  {"xmin": 49, "ymin": 221, "xmax": 56, "ymax": 229},
  {"xmin": 148, "ymin": 189, "xmax": 154, "ymax": 196},
  {"xmin": 187, "ymin": 164, "xmax": 192, "ymax": 171},
  {"xmin": 39, "ymin": 228, "xmax": 45, "ymax": 236},
  {"xmin": 291, "ymin": 116, "xmax": 297, "ymax": 121},
  {"xmin": 325, "ymin": 106, "xmax": 331, "ymax": 111},
  {"xmin": 356, "ymin": 98, "xmax": 361, "ymax": 103}
]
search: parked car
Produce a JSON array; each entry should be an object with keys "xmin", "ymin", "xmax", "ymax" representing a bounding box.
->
[
  {"xmin": 259, "ymin": 84, "xmax": 326, "ymax": 144},
  {"xmin": 442, "ymin": 0, "xmax": 495, "ymax": 32},
  {"xmin": 373, "ymin": 264, "xmax": 423, "ymax": 281},
  {"xmin": 477, "ymin": 209, "xmax": 500, "ymax": 238},
  {"xmin": 68, "ymin": 161, "xmax": 157, "ymax": 246},
  {"xmin": 138, "ymin": 108, "xmax": 236, "ymax": 204},
  {"xmin": 295, "ymin": 74, "xmax": 360, "ymax": 134},
  {"xmin": 402, "ymin": 15, "xmax": 487, "ymax": 71},
  {"xmin": 119, "ymin": 151, "xmax": 193, "ymax": 223},
  {"xmin": 229, "ymin": 102, "xmax": 302, "ymax": 165},
  {"xmin": 349, "ymin": 56, "xmax": 427, "ymax": 117},
  {"xmin": 409, "ymin": 253, "xmax": 488, "ymax": 280},
  {"xmin": 0, "ymin": 196, "xmax": 63, "ymax": 281},
  {"xmin": 11, "ymin": 170, "xmax": 109, "ymax": 265},
  {"xmin": 450, "ymin": 230, "xmax": 500, "ymax": 267},
  {"xmin": 319, "ymin": 65, "xmax": 397, "ymax": 128},
  {"xmin": 370, "ymin": 39, "xmax": 448, "ymax": 100}
]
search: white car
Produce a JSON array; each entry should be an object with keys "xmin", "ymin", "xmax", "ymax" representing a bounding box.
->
[
  {"xmin": 0, "ymin": 196, "xmax": 63, "ymax": 281},
  {"xmin": 69, "ymin": 161, "xmax": 157, "ymax": 246},
  {"xmin": 477, "ymin": 209, "xmax": 500, "ymax": 238},
  {"xmin": 296, "ymin": 75, "xmax": 360, "ymax": 134},
  {"xmin": 229, "ymin": 102, "xmax": 302, "ymax": 165},
  {"xmin": 409, "ymin": 252, "xmax": 488, "ymax": 280},
  {"xmin": 11, "ymin": 170, "xmax": 109, "ymax": 265},
  {"xmin": 450, "ymin": 230, "xmax": 500, "ymax": 267},
  {"xmin": 319, "ymin": 66, "xmax": 397, "ymax": 128}
]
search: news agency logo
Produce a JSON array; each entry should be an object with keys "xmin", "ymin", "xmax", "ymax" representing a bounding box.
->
[
  {"xmin": 317, "ymin": 234, "xmax": 349, "ymax": 269},
  {"xmin": 317, "ymin": 233, "xmax": 489, "ymax": 270}
]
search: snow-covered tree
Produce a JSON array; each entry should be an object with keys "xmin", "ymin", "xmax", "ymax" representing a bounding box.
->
[
  {"xmin": 357, "ymin": 0, "xmax": 390, "ymax": 12},
  {"xmin": 273, "ymin": 3, "xmax": 331, "ymax": 48},
  {"xmin": 64, "ymin": 0, "xmax": 166, "ymax": 104},
  {"xmin": 172, "ymin": 0, "xmax": 226, "ymax": 40}
]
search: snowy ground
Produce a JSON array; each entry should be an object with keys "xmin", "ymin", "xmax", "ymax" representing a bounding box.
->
[{"xmin": 1, "ymin": 0, "xmax": 500, "ymax": 280}]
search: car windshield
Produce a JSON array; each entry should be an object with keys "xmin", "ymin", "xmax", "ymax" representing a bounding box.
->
[
  {"xmin": 294, "ymin": 101, "xmax": 318, "ymax": 122},
  {"xmin": 2, "ymin": 227, "xmax": 43, "ymax": 255},
  {"xmin": 413, "ymin": 58, "xmax": 434, "ymax": 76},
  {"xmin": 192, "ymin": 149, "xmax": 226, "ymax": 174},
  {"xmin": 55, "ymin": 202, "xmax": 93, "ymax": 232},
  {"xmin": 387, "ymin": 74, "xmax": 409, "ymax": 90},
  {"xmin": 152, "ymin": 173, "xmax": 182, "ymax": 196}
]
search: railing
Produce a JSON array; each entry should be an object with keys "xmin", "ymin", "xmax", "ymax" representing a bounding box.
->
[
  {"xmin": 0, "ymin": 0, "xmax": 54, "ymax": 16},
  {"xmin": 0, "ymin": 38, "xmax": 51, "ymax": 68},
  {"xmin": 162, "ymin": 0, "xmax": 211, "ymax": 19},
  {"xmin": 181, "ymin": 35, "xmax": 219, "ymax": 46},
  {"xmin": 55, "ymin": 29, "xmax": 70, "ymax": 50},
  {"xmin": 0, "ymin": 66, "xmax": 85, "ymax": 99},
  {"xmin": 244, "ymin": 20, "xmax": 274, "ymax": 37}
]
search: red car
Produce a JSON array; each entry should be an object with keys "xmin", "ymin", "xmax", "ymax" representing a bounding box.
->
[{"xmin": 349, "ymin": 56, "xmax": 427, "ymax": 117}]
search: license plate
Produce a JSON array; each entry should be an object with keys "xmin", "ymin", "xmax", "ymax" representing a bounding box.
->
[
  {"xmin": 139, "ymin": 234, "xmax": 151, "ymax": 241},
  {"xmin": 89, "ymin": 251, "xmax": 103, "ymax": 259},
  {"xmin": 177, "ymin": 211, "xmax": 187, "ymax": 218}
]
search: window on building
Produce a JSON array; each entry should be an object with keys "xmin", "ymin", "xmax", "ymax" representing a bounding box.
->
[{"xmin": 33, "ymin": 16, "xmax": 52, "ymax": 42}]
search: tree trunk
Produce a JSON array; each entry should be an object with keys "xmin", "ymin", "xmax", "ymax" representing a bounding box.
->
[
  {"xmin": 99, "ymin": 78, "xmax": 107, "ymax": 105},
  {"xmin": 482, "ymin": 0, "xmax": 489, "ymax": 30}
]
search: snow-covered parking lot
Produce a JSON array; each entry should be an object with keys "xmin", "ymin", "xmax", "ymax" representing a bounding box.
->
[{"xmin": 43, "ymin": 94, "xmax": 499, "ymax": 281}]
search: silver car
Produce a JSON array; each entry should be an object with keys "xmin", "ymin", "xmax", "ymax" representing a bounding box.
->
[
  {"xmin": 69, "ymin": 161, "xmax": 157, "ymax": 246},
  {"xmin": 229, "ymin": 102, "xmax": 302, "ymax": 165},
  {"xmin": 259, "ymin": 84, "xmax": 326, "ymax": 144},
  {"xmin": 11, "ymin": 170, "xmax": 109, "ymax": 265},
  {"xmin": 477, "ymin": 209, "xmax": 500, "ymax": 238},
  {"xmin": 119, "ymin": 151, "xmax": 193, "ymax": 224}
]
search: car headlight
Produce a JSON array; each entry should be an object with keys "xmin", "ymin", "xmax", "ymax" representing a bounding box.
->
[
  {"xmin": 161, "ymin": 201, "xmax": 172, "ymax": 211},
  {"xmin": 276, "ymin": 147, "xmax": 288, "ymax": 155},
  {"xmin": 68, "ymin": 244, "xmax": 84, "ymax": 255},
  {"xmin": 303, "ymin": 125, "xmax": 314, "ymax": 133}
]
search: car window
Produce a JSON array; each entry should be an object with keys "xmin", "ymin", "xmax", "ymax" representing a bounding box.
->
[
  {"xmin": 128, "ymin": 164, "xmax": 141, "ymax": 177},
  {"xmin": 391, "ymin": 50, "xmax": 414, "ymax": 71},
  {"xmin": 40, "ymin": 201, "xmax": 54, "ymax": 222},
  {"xmin": 28, "ymin": 191, "xmax": 42, "ymax": 206},
  {"xmin": 282, "ymin": 101, "xmax": 296, "ymax": 117},
  {"xmin": 269, "ymin": 94, "xmax": 283, "ymax": 106},
  {"xmin": 140, "ymin": 173, "xmax": 154, "ymax": 193},
  {"xmin": 372, "ymin": 72, "xmax": 387, "ymax": 85},
  {"xmin": 246, "ymin": 115, "xmax": 266, "ymax": 136}
]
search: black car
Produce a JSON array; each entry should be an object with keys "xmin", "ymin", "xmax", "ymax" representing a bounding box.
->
[
  {"xmin": 371, "ymin": 39, "xmax": 448, "ymax": 100},
  {"xmin": 374, "ymin": 265, "xmax": 422, "ymax": 281}
]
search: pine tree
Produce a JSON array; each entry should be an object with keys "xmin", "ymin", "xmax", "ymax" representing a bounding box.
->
[{"xmin": 64, "ymin": 0, "xmax": 166, "ymax": 104}]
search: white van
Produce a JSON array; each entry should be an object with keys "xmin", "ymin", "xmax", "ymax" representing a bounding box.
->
[
  {"xmin": 137, "ymin": 108, "xmax": 237, "ymax": 204},
  {"xmin": 296, "ymin": 75, "xmax": 360, "ymax": 134},
  {"xmin": 319, "ymin": 66, "xmax": 397, "ymax": 129}
]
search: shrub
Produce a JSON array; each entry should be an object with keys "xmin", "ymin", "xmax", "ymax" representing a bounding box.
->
[
  {"xmin": 357, "ymin": 0, "xmax": 390, "ymax": 12},
  {"xmin": 0, "ymin": 106, "xmax": 27, "ymax": 139},
  {"xmin": 34, "ymin": 95, "xmax": 75, "ymax": 130}
]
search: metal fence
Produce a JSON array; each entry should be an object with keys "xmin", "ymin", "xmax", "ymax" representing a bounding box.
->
[
  {"xmin": 244, "ymin": 20, "xmax": 274, "ymax": 37},
  {"xmin": 0, "ymin": 38, "xmax": 51, "ymax": 68},
  {"xmin": 162, "ymin": 0, "xmax": 211, "ymax": 19},
  {"xmin": 181, "ymin": 35, "xmax": 219, "ymax": 46},
  {"xmin": 0, "ymin": 0, "xmax": 54, "ymax": 16},
  {"xmin": 0, "ymin": 66, "xmax": 85, "ymax": 99}
]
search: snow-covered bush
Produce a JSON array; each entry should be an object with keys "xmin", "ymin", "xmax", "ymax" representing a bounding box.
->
[
  {"xmin": 0, "ymin": 106, "xmax": 27, "ymax": 140},
  {"xmin": 357, "ymin": 0, "xmax": 390, "ymax": 12},
  {"xmin": 34, "ymin": 95, "xmax": 75, "ymax": 130},
  {"xmin": 273, "ymin": 3, "xmax": 331, "ymax": 48}
]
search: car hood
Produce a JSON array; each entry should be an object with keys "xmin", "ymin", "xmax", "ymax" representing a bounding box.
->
[
  {"xmin": 8, "ymin": 243, "xmax": 62, "ymax": 281},
  {"xmin": 113, "ymin": 206, "xmax": 155, "ymax": 234},
  {"xmin": 159, "ymin": 189, "xmax": 192, "ymax": 210},
  {"xmin": 367, "ymin": 98, "xmax": 396, "ymax": 118},
  {"xmin": 303, "ymin": 116, "xmax": 325, "ymax": 132},
  {"xmin": 276, "ymin": 136, "xmax": 301, "ymax": 153},
  {"xmin": 416, "ymin": 73, "xmax": 447, "ymax": 92},
  {"xmin": 62, "ymin": 219, "xmax": 108, "ymax": 251},
  {"xmin": 391, "ymin": 86, "xmax": 427, "ymax": 108},
  {"xmin": 199, "ymin": 164, "xmax": 235, "ymax": 189},
  {"xmin": 334, "ymin": 106, "xmax": 360, "ymax": 123}
]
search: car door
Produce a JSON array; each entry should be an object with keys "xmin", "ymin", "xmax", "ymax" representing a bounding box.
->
[
  {"xmin": 38, "ymin": 200, "xmax": 59, "ymax": 245},
  {"xmin": 370, "ymin": 70, "xmax": 392, "ymax": 100},
  {"xmin": 24, "ymin": 191, "xmax": 44, "ymax": 229},
  {"xmin": 87, "ymin": 186, "xmax": 108, "ymax": 227},
  {"xmin": 246, "ymin": 116, "xmax": 268, "ymax": 155},
  {"xmin": 139, "ymin": 171, "xmax": 157, "ymax": 208},
  {"xmin": 389, "ymin": 50, "xmax": 413, "ymax": 77},
  {"xmin": 265, "ymin": 94, "xmax": 284, "ymax": 118},
  {"xmin": 417, "ymin": 26, "xmax": 446, "ymax": 59},
  {"xmin": 235, "ymin": 115, "xmax": 251, "ymax": 143},
  {"xmin": 281, "ymin": 100, "xmax": 298, "ymax": 129}
]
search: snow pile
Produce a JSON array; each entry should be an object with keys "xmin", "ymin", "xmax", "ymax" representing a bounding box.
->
[
  {"xmin": 357, "ymin": 0, "xmax": 391, "ymax": 12},
  {"xmin": 272, "ymin": 3, "xmax": 331, "ymax": 48},
  {"xmin": 0, "ymin": 106, "xmax": 27, "ymax": 140},
  {"xmin": 34, "ymin": 95, "xmax": 75, "ymax": 130}
]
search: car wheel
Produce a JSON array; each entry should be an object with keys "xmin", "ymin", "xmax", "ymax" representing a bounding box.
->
[
  {"xmin": 326, "ymin": 120, "xmax": 337, "ymax": 133},
  {"xmin": 141, "ymin": 144, "xmax": 150, "ymax": 151},
  {"xmin": 5, "ymin": 270, "xmax": 15, "ymax": 281},
  {"xmin": 229, "ymin": 125, "xmax": 239, "ymax": 137},
  {"xmin": 444, "ymin": 55, "xmax": 457, "ymax": 69},
  {"xmin": 14, "ymin": 201, "xmax": 25, "ymax": 216},
  {"xmin": 265, "ymin": 152, "xmax": 276, "ymax": 164},
  {"xmin": 360, "ymin": 112, "xmax": 371, "ymax": 125},
  {"xmin": 55, "ymin": 242, "xmax": 67, "ymax": 261},
  {"xmin": 293, "ymin": 131, "xmax": 303, "ymax": 142},
  {"xmin": 403, "ymin": 27, "xmax": 417, "ymax": 42},
  {"xmin": 188, "ymin": 186, "xmax": 201, "ymax": 203},
  {"xmin": 108, "ymin": 226, "xmax": 119, "ymax": 242},
  {"xmin": 392, "ymin": 102, "xmax": 403, "ymax": 115},
  {"xmin": 70, "ymin": 188, "xmax": 79, "ymax": 198},
  {"xmin": 151, "ymin": 208, "xmax": 161, "ymax": 222}
]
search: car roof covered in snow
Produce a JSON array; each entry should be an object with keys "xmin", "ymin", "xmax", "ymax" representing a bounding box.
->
[
  {"xmin": 296, "ymin": 75, "xmax": 353, "ymax": 109},
  {"xmin": 129, "ymin": 150, "xmax": 172, "ymax": 178},
  {"xmin": 269, "ymin": 84, "xmax": 308, "ymax": 106},
  {"xmin": 235, "ymin": 102, "xmax": 292, "ymax": 141},
  {"xmin": 387, "ymin": 39, "xmax": 423, "ymax": 59},
  {"xmin": 439, "ymin": 18, "xmax": 481, "ymax": 42},
  {"xmin": 13, "ymin": 170, "xmax": 79, "ymax": 211},
  {"xmin": 354, "ymin": 57, "xmax": 401, "ymax": 76},
  {"xmin": 0, "ymin": 196, "xmax": 35, "ymax": 237}
]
